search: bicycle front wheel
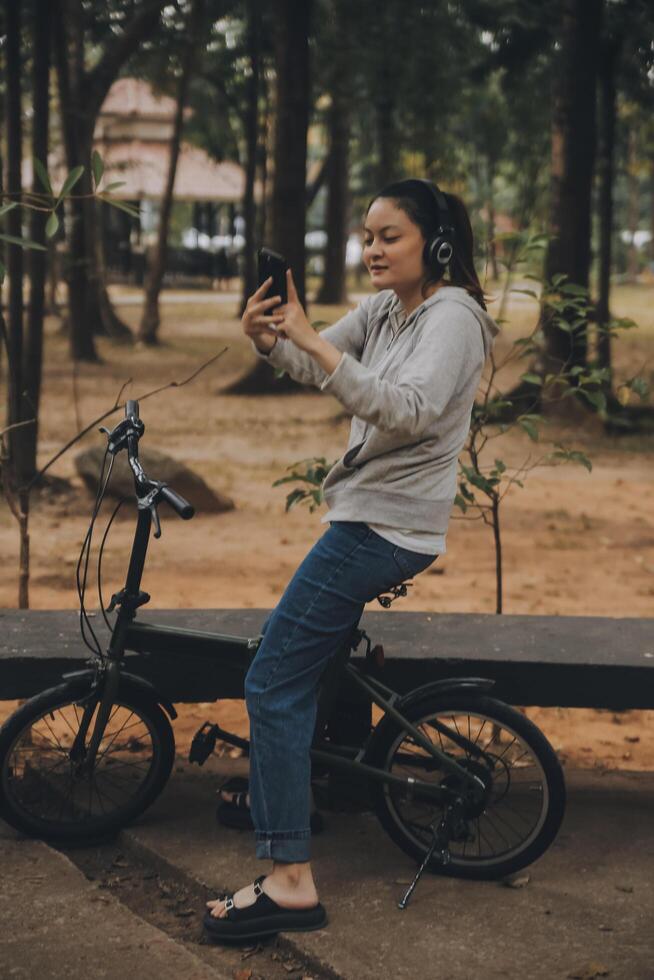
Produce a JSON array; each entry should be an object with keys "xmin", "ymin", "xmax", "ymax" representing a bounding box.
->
[
  {"xmin": 366, "ymin": 693, "xmax": 565, "ymax": 880},
  {"xmin": 0, "ymin": 679, "xmax": 175, "ymax": 842}
]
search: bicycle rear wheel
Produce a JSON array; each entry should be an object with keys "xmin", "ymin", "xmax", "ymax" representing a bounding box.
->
[
  {"xmin": 366, "ymin": 692, "xmax": 565, "ymax": 880},
  {"xmin": 0, "ymin": 679, "xmax": 175, "ymax": 842}
]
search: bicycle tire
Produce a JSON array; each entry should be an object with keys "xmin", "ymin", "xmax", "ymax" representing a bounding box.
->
[
  {"xmin": 366, "ymin": 692, "xmax": 565, "ymax": 880},
  {"xmin": 0, "ymin": 679, "xmax": 175, "ymax": 842}
]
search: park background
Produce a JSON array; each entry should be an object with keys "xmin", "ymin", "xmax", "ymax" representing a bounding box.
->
[{"xmin": 1, "ymin": 0, "xmax": 653, "ymax": 769}]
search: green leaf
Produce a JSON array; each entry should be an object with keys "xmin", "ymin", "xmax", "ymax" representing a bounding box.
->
[
  {"xmin": 0, "ymin": 202, "xmax": 18, "ymax": 218},
  {"xmin": 57, "ymin": 165, "xmax": 84, "ymax": 203},
  {"xmin": 45, "ymin": 212, "xmax": 59, "ymax": 239},
  {"xmin": 0, "ymin": 232, "xmax": 47, "ymax": 251},
  {"xmin": 550, "ymin": 448, "xmax": 592, "ymax": 473},
  {"xmin": 520, "ymin": 373, "xmax": 542, "ymax": 385},
  {"xmin": 511, "ymin": 288, "xmax": 539, "ymax": 299},
  {"xmin": 453, "ymin": 494, "xmax": 467, "ymax": 513},
  {"xmin": 628, "ymin": 377, "xmax": 649, "ymax": 399},
  {"xmin": 519, "ymin": 418, "xmax": 539, "ymax": 441},
  {"xmin": 284, "ymin": 488, "xmax": 306, "ymax": 512},
  {"xmin": 34, "ymin": 158, "xmax": 53, "ymax": 196},
  {"xmin": 103, "ymin": 181, "xmax": 126, "ymax": 192},
  {"xmin": 91, "ymin": 150, "xmax": 104, "ymax": 189},
  {"xmin": 100, "ymin": 196, "xmax": 140, "ymax": 218},
  {"xmin": 578, "ymin": 388, "xmax": 607, "ymax": 412}
]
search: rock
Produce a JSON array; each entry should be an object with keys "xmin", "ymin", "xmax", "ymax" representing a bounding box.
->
[{"xmin": 75, "ymin": 444, "xmax": 234, "ymax": 514}]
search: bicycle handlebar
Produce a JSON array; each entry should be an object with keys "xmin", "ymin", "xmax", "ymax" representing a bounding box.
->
[
  {"xmin": 159, "ymin": 484, "xmax": 195, "ymax": 519},
  {"xmin": 120, "ymin": 399, "xmax": 195, "ymax": 521},
  {"xmin": 126, "ymin": 398, "xmax": 139, "ymax": 420}
]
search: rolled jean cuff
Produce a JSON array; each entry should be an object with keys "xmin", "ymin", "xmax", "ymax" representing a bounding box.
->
[{"xmin": 255, "ymin": 830, "xmax": 311, "ymax": 862}]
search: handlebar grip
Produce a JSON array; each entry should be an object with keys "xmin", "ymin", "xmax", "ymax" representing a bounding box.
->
[
  {"xmin": 160, "ymin": 484, "xmax": 195, "ymax": 520},
  {"xmin": 125, "ymin": 399, "xmax": 140, "ymax": 420}
]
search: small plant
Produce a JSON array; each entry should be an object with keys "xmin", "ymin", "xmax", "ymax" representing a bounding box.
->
[{"xmin": 272, "ymin": 456, "xmax": 334, "ymax": 511}]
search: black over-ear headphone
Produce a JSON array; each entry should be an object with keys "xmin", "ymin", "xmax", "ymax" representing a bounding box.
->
[{"xmin": 399, "ymin": 178, "xmax": 456, "ymax": 270}]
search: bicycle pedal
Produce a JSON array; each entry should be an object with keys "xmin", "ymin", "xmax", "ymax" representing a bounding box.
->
[{"xmin": 189, "ymin": 722, "xmax": 219, "ymax": 765}]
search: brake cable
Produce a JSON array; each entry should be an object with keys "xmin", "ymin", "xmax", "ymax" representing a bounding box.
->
[
  {"xmin": 97, "ymin": 495, "xmax": 129, "ymax": 633},
  {"xmin": 75, "ymin": 445, "xmax": 115, "ymax": 658}
]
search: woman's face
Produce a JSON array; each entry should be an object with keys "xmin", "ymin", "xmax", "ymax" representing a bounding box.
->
[{"xmin": 362, "ymin": 198, "xmax": 426, "ymax": 294}]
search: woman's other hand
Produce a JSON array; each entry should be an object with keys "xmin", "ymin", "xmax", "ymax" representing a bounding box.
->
[
  {"xmin": 274, "ymin": 269, "xmax": 319, "ymax": 353},
  {"xmin": 241, "ymin": 276, "xmax": 284, "ymax": 353}
]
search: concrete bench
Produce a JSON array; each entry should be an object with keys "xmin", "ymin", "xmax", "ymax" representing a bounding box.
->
[{"xmin": 1, "ymin": 608, "xmax": 653, "ymax": 710}]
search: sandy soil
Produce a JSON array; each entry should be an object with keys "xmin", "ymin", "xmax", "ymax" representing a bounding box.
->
[{"xmin": 1, "ymin": 281, "xmax": 653, "ymax": 770}]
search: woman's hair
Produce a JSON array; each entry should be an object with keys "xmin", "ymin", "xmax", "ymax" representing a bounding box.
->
[{"xmin": 366, "ymin": 181, "xmax": 488, "ymax": 311}]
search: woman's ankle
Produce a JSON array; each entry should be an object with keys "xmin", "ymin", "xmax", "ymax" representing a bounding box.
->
[{"xmin": 271, "ymin": 861, "xmax": 315, "ymax": 890}]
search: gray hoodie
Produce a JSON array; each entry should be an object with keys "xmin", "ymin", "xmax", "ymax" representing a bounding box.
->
[{"xmin": 251, "ymin": 286, "xmax": 499, "ymax": 534}]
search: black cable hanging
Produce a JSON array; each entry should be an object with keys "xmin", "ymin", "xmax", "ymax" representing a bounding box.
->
[
  {"xmin": 76, "ymin": 446, "xmax": 115, "ymax": 657},
  {"xmin": 97, "ymin": 495, "xmax": 129, "ymax": 633}
]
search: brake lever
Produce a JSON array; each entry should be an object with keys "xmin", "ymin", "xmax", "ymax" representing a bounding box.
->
[{"xmin": 149, "ymin": 502, "xmax": 162, "ymax": 538}]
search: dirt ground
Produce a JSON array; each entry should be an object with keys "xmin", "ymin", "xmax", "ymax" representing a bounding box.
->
[{"xmin": 1, "ymin": 280, "xmax": 653, "ymax": 770}]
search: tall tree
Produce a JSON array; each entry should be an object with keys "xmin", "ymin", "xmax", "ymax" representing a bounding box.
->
[
  {"xmin": 239, "ymin": 0, "xmax": 263, "ymax": 315},
  {"xmin": 595, "ymin": 27, "xmax": 622, "ymax": 387},
  {"xmin": 270, "ymin": 0, "xmax": 312, "ymax": 307},
  {"xmin": 229, "ymin": 0, "xmax": 313, "ymax": 394},
  {"xmin": 4, "ymin": 0, "xmax": 24, "ymax": 479},
  {"xmin": 52, "ymin": 0, "xmax": 164, "ymax": 361},
  {"xmin": 138, "ymin": 0, "xmax": 205, "ymax": 344},
  {"xmin": 537, "ymin": 0, "xmax": 603, "ymax": 391},
  {"xmin": 315, "ymin": 0, "xmax": 353, "ymax": 305},
  {"xmin": 18, "ymin": 0, "xmax": 52, "ymax": 487}
]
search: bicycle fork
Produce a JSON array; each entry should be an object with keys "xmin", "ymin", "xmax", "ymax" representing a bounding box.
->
[{"xmin": 69, "ymin": 660, "xmax": 120, "ymax": 775}]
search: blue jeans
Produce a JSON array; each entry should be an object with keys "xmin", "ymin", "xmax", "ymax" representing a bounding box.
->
[{"xmin": 244, "ymin": 520, "xmax": 438, "ymax": 862}]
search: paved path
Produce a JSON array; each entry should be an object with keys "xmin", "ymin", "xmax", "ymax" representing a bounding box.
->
[
  {"xmin": 0, "ymin": 825, "xmax": 228, "ymax": 979},
  {"xmin": 128, "ymin": 764, "xmax": 654, "ymax": 979},
  {"xmin": 2, "ymin": 766, "xmax": 653, "ymax": 979}
]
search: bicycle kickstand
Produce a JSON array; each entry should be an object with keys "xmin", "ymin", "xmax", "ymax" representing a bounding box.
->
[{"xmin": 397, "ymin": 817, "xmax": 451, "ymax": 911}]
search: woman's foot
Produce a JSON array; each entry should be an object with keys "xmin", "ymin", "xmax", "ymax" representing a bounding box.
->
[
  {"xmin": 206, "ymin": 865, "xmax": 319, "ymax": 920},
  {"xmin": 204, "ymin": 863, "xmax": 323, "ymax": 946}
]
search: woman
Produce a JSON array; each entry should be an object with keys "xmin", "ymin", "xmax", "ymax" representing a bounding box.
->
[{"xmin": 204, "ymin": 178, "xmax": 499, "ymax": 942}]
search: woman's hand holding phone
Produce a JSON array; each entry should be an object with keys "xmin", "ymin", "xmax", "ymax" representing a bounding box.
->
[
  {"xmin": 241, "ymin": 276, "xmax": 285, "ymax": 354},
  {"xmin": 242, "ymin": 269, "xmax": 319, "ymax": 356}
]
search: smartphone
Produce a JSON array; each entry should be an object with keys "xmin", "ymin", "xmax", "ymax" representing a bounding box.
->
[{"xmin": 257, "ymin": 247, "xmax": 288, "ymax": 313}]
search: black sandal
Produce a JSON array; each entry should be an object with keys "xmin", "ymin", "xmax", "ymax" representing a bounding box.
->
[
  {"xmin": 203, "ymin": 875, "xmax": 327, "ymax": 943},
  {"xmin": 216, "ymin": 778, "xmax": 324, "ymax": 834}
]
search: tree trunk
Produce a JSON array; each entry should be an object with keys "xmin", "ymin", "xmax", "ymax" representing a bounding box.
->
[
  {"xmin": 229, "ymin": 0, "xmax": 312, "ymax": 395},
  {"xmin": 375, "ymin": 5, "xmax": 398, "ymax": 188},
  {"xmin": 316, "ymin": 1, "xmax": 352, "ymax": 306},
  {"xmin": 316, "ymin": 104, "xmax": 350, "ymax": 304},
  {"xmin": 596, "ymin": 33, "xmax": 620, "ymax": 385},
  {"xmin": 537, "ymin": 0, "xmax": 602, "ymax": 407},
  {"xmin": 486, "ymin": 158, "xmax": 499, "ymax": 282},
  {"xmin": 139, "ymin": 0, "xmax": 204, "ymax": 343},
  {"xmin": 87, "ymin": 195, "xmax": 133, "ymax": 340},
  {"xmin": 270, "ymin": 0, "xmax": 312, "ymax": 309},
  {"xmin": 626, "ymin": 127, "xmax": 640, "ymax": 281},
  {"xmin": 239, "ymin": 0, "xmax": 262, "ymax": 318},
  {"xmin": 53, "ymin": 2, "xmax": 99, "ymax": 362},
  {"xmin": 19, "ymin": 0, "xmax": 52, "ymax": 487},
  {"xmin": 4, "ymin": 0, "xmax": 25, "ymax": 473},
  {"xmin": 52, "ymin": 0, "xmax": 163, "ymax": 358}
]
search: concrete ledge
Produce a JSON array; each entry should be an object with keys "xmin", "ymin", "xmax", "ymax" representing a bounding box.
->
[{"xmin": 1, "ymin": 608, "xmax": 653, "ymax": 708}]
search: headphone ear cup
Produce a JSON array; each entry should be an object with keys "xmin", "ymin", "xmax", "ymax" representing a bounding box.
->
[{"xmin": 425, "ymin": 233, "xmax": 454, "ymax": 269}]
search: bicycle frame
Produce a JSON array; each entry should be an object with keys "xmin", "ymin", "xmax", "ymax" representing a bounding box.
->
[{"xmin": 83, "ymin": 460, "xmax": 488, "ymax": 807}]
